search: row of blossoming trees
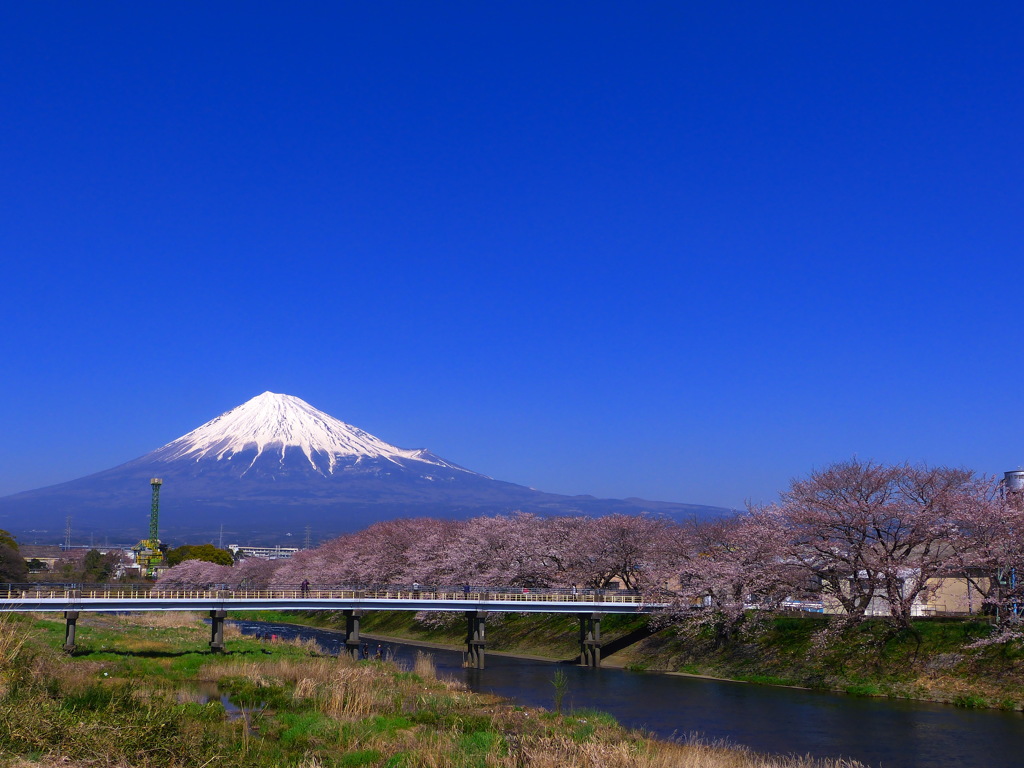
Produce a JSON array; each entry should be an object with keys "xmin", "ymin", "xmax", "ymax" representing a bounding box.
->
[{"xmin": 157, "ymin": 459, "xmax": 1024, "ymax": 634}]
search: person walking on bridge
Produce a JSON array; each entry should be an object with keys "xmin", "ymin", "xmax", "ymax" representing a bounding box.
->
[{"xmin": 300, "ymin": 579, "xmax": 310, "ymax": 597}]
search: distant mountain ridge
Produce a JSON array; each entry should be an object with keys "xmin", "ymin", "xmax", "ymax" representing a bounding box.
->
[{"xmin": 0, "ymin": 392, "xmax": 732, "ymax": 544}]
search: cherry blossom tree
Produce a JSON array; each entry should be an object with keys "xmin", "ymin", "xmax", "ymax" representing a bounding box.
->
[
  {"xmin": 155, "ymin": 559, "xmax": 233, "ymax": 590},
  {"xmin": 435, "ymin": 513, "xmax": 556, "ymax": 587},
  {"xmin": 781, "ymin": 459, "xmax": 988, "ymax": 629},
  {"xmin": 233, "ymin": 556, "xmax": 283, "ymax": 589},
  {"xmin": 533, "ymin": 514, "xmax": 593, "ymax": 584},
  {"xmin": 947, "ymin": 479, "xmax": 1024, "ymax": 626},
  {"xmin": 270, "ymin": 512, "xmax": 676, "ymax": 590},
  {"xmin": 646, "ymin": 508, "xmax": 795, "ymax": 644},
  {"xmin": 270, "ymin": 531, "xmax": 359, "ymax": 585},
  {"xmin": 569, "ymin": 514, "xmax": 668, "ymax": 589},
  {"xmin": 273, "ymin": 517, "xmax": 456, "ymax": 586}
]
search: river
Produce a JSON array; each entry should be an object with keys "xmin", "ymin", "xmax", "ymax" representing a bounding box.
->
[{"xmin": 232, "ymin": 619, "xmax": 1024, "ymax": 768}]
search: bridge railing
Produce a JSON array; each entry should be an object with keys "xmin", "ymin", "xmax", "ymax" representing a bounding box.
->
[{"xmin": 0, "ymin": 583, "xmax": 646, "ymax": 604}]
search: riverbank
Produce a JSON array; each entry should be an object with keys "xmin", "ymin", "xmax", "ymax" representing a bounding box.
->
[
  {"xmin": 619, "ymin": 614, "xmax": 1024, "ymax": 711},
  {"xmin": 0, "ymin": 612, "xmax": 865, "ymax": 768},
  {"xmin": 237, "ymin": 609, "xmax": 1024, "ymax": 710},
  {"xmin": 236, "ymin": 609, "xmax": 652, "ymax": 662}
]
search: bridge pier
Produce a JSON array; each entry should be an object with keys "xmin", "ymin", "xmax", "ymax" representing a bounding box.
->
[
  {"xmin": 465, "ymin": 610, "xmax": 486, "ymax": 669},
  {"xmin": 579, "ymin": 612, "xmax": 602, "ymax": 668},
  {"xmin": 63, "ymin": 611, "xmax": 79, "ymax": 653},
  {"xmin": 343, "ymin": 609, "xmax": 364, "ymax": 658},
  {"xmin": 209, "ymin": 609, "xmax": 227, "ymax": 653}
]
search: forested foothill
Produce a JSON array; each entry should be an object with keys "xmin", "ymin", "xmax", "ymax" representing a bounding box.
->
[{"xmin": 157, "ymin": 459, "xmax": 1024, "ymax": 708}]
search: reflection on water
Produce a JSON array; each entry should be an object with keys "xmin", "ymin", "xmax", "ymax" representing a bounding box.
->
[
  {"xmin": 178, "ymin": 679, "xmax": 260, "ymax": 731},
  {"xmin": 176, "ymin": 680, "xmax": 226, "ymax": 706},
  {"xmin": 232, "ymin": 620, "xmax": 1024, "ymax": 768}
]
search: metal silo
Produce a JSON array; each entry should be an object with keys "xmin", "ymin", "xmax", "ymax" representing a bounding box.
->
[{"xmin": 1004, "ymin": 470, "xmax": 1024, "ymax": 493}]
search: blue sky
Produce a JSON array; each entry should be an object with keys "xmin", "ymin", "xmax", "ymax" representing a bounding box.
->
[{"xmin": 2, "ymin": 2, "xmax": 1022, "ymax": 508}]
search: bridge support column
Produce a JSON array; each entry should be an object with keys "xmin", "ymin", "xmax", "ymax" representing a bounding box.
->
[
  {"xmin": 209, "ymin": 610, "xmax": 227, "ymax": 653},
  {"xmin": 465, "ymin": 611, "xmax": 486, "ymax": 669},
  {"xmin": 579, "ymin": 612, "xmax": 603, "ymax": 668},
  {"xmin": 63, "ymin": 611, "xmax": 79, "ymax": 653},
  {"xmin": 343, "ymin": 610, "xmax": 364, "ymax": 658}
]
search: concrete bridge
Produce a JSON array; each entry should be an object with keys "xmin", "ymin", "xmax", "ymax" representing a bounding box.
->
[{"xmin": 0, "ymin": 584, "xmax": 664, "ymax": 668}]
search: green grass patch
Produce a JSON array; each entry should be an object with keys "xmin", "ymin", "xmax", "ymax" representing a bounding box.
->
[
  {"xmin": 953, "ymin": 694, "xmax": 989, "ymax": 709},
  {"xmin": 457, "ymin": 729, "xmax": 504, "ymax": 765},
  {"xmin": 844, "ymin": 683, "xmax": 881, "ymax": 697},
  {"xmin": 364, "ymin": 714, "xmax": 414, "ymax": 735},
  {"xmin": 339, "ymin": 749, "xmax": 385, "ymax": 766},
  {"xmin": 276, "ymin": 710, "xmax": 340, "ymax": 748}
]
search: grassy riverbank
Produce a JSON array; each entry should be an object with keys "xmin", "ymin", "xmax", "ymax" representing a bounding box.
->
[
  {"xmin": 616, "ymin": 615, "xmax": 1024, "ymax": 710},
  {"xmin": 237, "ymin": 609, "xmax": 652, "ymax": 661},
  {"xmin": 0, "ymin": 612, "xmax": 865, "ymax": 768},
  {"xmin": 239, "ymin": 610, "xmax": 1024, "ymax": 710}
]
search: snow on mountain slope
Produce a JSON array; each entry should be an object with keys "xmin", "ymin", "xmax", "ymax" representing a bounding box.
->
[
  {"xmin": 0, "ymin": 390, "xmax": 736, "ymax": 542},
  {"xmin": 149, "ymin": 392, "xmax": 475, "ymax": 476}
]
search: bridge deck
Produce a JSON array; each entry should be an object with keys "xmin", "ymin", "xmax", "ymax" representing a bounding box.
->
[{"xmin": 0, "ymin": 586, "xmax": 664, "ymax": 614}]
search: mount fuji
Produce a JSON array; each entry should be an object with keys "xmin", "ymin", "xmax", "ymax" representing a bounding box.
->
[{"xmin": 0, "ymin": 392, "xmax": 730, "ymax": 544}]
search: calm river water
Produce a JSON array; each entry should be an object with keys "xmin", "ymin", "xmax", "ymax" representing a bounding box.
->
[{"xmin": 233, "ymin": 620, "xmax": 1024, "ymax": 768}]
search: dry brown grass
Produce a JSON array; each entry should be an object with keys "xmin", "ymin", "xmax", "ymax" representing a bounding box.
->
[
  {"xmin": 2, "ymin": 760, "xmax": 121, "ymax": 768},
  {"xmin": 208, "ymin": 650, "xmax": 473, "ymax": 725},
  {"xmin": 0, "ymin": 614, "xmax": 36, "ymax": 701},
  {"xmin": 114, "ymin": 610, "xmax": 205, "ymax": 629},
  {"xmin": 209, "ymin": 655, "xmax": 347, "ymax": 685},
  {"xmin": 404, "ymin": 733, "xmax": 869, "ymax": 768},
  {"xmin": 47, "ymin": 660, "xmax": 107, "ymax": 696},
  {"xmin": 0, "ymin": 614, "xmax": 30, "ymax": 666},
  {"xmin": 215, "ymin": 654, "xmax": 406, "ymax": 719},
  {"xmin": 22, "ymin": 612, "xmax": 58, "ymax": 622},
  {"xmin": 413, "ymin": 649, "xmax": 437, "ymax": 680}
]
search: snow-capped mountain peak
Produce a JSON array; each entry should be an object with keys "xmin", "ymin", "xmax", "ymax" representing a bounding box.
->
[{"xmin": 150, "ymin": 392, "xmax": 471, "ymax": 475}]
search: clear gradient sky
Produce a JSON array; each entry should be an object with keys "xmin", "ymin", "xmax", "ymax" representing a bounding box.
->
[{"xmin": 2, "ymin": 2, "xmax": 1022, "ymax": 509}]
